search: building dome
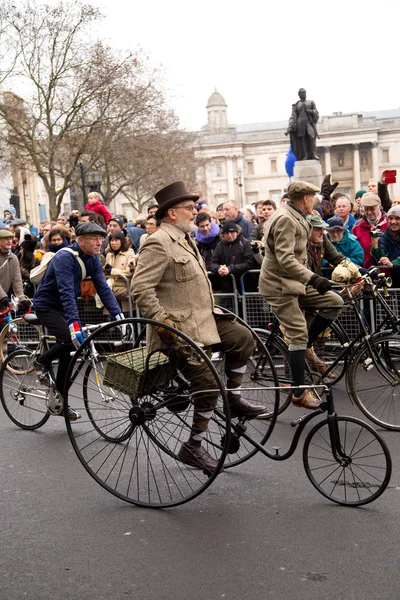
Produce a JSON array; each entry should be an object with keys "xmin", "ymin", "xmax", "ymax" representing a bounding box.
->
[{"xmin": 206, "ymin": 89, "xmax": 227, "ymax": 109}]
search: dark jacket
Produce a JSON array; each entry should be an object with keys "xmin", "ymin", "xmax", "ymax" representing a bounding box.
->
[
  {"xmin": 308, "ymin": 236, "xmax": 344, "ymax": 275},
  {"xmin": 196, "ymin": 236, "xmax": 220, "ymax": 270},
  {"xmin": 33, "ymin": 242, "xmax": 121, "ymax": 325},
  {"xmin": 234, "ymin": 211, "xmax": 254, "ymax": 240},
  {"xmin": 209, "ymin": 233, "xmax": 256, "ymax": 291},
  {"xmin": 371, "ymin": 227, "xmax": 400, "ymax": 287}
]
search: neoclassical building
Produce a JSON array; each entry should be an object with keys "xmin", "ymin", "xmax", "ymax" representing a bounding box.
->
[{"xmin": 194, "ymin": 90, "xmax": 400, "ymax": 208}]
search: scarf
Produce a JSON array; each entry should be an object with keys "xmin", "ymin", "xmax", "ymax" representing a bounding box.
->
[
  {"xmin": 48, "ymin": 239, "xmax": 70, "ymax": 253},
  {"xmin": 364, "ymin": 211, "xmax": 382, "ymax": 226},
  {"xmin": 195, "ymin": 220, "xmax": 220, "ymax": 246},
  {"xmin": 389, "ymin": 227, "xmax": 400, "ymax": 243}
]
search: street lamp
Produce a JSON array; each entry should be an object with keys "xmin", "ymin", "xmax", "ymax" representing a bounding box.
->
[
  {"xmin": 236, "ymin": 170, "xmax": 243, "ymax": 206},
  {"xmin": 79, "ymin": 164, "xmax": 102, "ymax": 206}
]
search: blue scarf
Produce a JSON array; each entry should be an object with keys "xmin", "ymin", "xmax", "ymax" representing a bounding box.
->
[
  {"xmin": 48, "ymin": 239, "xmax": 70, "ymax": 253},
  {"xmin": 195, "ymin": 220, "xmax": 220, "ymax": 246}
]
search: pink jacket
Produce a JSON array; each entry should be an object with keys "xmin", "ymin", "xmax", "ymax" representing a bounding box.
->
[{"xmin": 84, "ymin": 200, "xmax": 112, "ymax": 225}]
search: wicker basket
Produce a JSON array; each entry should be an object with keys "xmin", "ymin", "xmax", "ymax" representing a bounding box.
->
[{"xmin": 103, "ymin": 347, "xmax": 169, "ymax": 396}]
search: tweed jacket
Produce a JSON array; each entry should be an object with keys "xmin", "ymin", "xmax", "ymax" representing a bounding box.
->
[
  {"xmin": 259, "ymin": 204, "xmax": 315, "ymax": 300},
  {"xmin": 131, "ymin": 222, "xmax": 221, "ymax": 346},
  {"xmin": 0, "ymin": 250, "xmax": 24, "ymax": 300}
]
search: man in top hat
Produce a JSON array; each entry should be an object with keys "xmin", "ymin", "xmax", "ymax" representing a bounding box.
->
[
  {"xmin": 258, "ymin": 181, "xmax": 344, "ymax": 411},
  {"xmin": 132, "ymin": 181, "xmax": 266, "ymax": 471},
  {"xmin": 33, "ymin": 221, "xmax": 125, "ymax": 419}
]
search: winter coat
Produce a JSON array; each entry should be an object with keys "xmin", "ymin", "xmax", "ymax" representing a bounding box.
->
[
  {"xmin": 371, "ymin": 227, "xmax": 400, "ymax": 287},
  {"xmin": 309, "ymin": 236, "xmax": 344, "ymax": 275},
  {"xmin": 233, "ymin": 211, "xmax": 255, "ymax": 240},
  {"xmin": 0, "ymin": 251, "xmax": 24, "ymax": 301},
  {"xmin": 84, "ymin": 200, "xmax": 112, "ymax": 225},
  {"xmin": 104, "ymin": 249, "xmax": 136, "ymax": 297},
  {"xmin": 209, "ymin": 233, "xmax": 256, "ymax": 292},
  {"xmin": 343, "ymin": 213, "xmax": 356, "ymax": 233},
  {"xmin": 353, "ymin": 213, "xmax": 388, "ymax": 268},
  {"xmin": 126, "ymin": 223, "xmax": 145, "ymax": 253},
  {"xmin": 259, "ymin": 204, "xmax": 314, "ymax": 301},
  {"xmin": 33, "ymin": 242, "xmax": 121, "ymax": 325},
  {"xmin": 132, "ymin": 222, "xmax": 221, "ymax": 347},
  {"xmin": 326, "ymin": 230, "xmax": 364, "ymax": 267},
  {"xmin": 195, "ymin": 236, "xmax": 220, "ymax": 270}
]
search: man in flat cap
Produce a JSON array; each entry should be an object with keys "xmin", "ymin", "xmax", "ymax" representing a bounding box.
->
[
  {"xmin": 132, "ymin": 181, "xmax": 266, "ymax": 471},
  {"xmin": 33, "ymin": 221, "xmax": 125, "ymax": 419},
  {"xmin": 352, "ymin": 193, "xmax": 388, "ymax": 268},
  {"xmin": 259, "ymin": 181, "xmax": 343, "ymax": 410}
]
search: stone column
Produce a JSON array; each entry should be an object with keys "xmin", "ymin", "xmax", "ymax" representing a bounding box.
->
[
  {"xmin": 371, "ymin": 142, "xmax": 379, "ymax": 180},
  {"xmin": 353, "ymin": 144, "xmax": 361, "ymax": 193},
  {"xmin": 324, "ymin": 146, "xmax": 332, "ymax": 175},
  {"xmin": 226, "ymin": 156, "xmax": 235, "ymax": 198}
]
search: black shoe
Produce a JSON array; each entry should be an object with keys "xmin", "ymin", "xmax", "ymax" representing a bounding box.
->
[
  {"xmin": 177, "ymin": 443, "xmax": 219, "ymax": 471},
  {"xmin": 228, "ymin": 396, "xmax": 266, "ymax": 419}
]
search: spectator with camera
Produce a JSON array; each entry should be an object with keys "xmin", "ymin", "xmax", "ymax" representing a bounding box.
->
[
  {"xmin": 353, "ymin": 193, "xmax": 388, "ymax": 268},
  {"xmin": 371, "ymin": 206, "xmax": 400, "ymax": 287}
]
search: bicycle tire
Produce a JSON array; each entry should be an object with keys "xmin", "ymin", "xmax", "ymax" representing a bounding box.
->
[
  {"xmin": 0, "ymin": 349, "xmax": 50, "ymax": 429},
  {"xmin": 83, "ymin": 360, "xmax": 135, "ymax": 442},
  {"xmin": 0, "ymin": 318, "xmax": 42, "ymax": 374},
  {"xmin": 303, "ymin": 415, "xmax": 392, "ymax": 506},
  {"xmin": 347, "ymin": 333, "xmax": 400, "ymax": 430},
  {"xmin": 64, "ymin": 317, "xmax": 231, "ymax": 508},
  {"xmin": 212, "ymin": 327, "xmax": 280, "ymax": 469}
]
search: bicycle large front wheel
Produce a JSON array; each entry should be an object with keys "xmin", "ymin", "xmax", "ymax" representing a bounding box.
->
[
  {"xmin": 347, "ymin": 334, "xmax": 400, "ymax": 430},
  {"xmin": 64, "ymin": 318, "xmax": 230, "ymax": 508},
  {"xmin": 303, "ymin": 416, "xmax": 392, "ymax": 506}
]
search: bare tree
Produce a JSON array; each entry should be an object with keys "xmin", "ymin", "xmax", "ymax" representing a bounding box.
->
[{"xmin": 0, "ymin": 1, "xmax": 174, "ymax": 219}]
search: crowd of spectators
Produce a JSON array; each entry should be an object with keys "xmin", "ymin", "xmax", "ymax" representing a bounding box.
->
[{"xmin": 0, "ymin": 170, "xmax": 399, "ymax": 320}]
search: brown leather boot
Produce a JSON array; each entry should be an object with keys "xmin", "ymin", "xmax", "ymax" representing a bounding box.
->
[
  {"xmin": 177, "ymin": 443, "xmax": 219, "ymax": 471},
  {"xmin": 291, "ymin": 389, "xmax": 322, "ymax": 410},
  {"xmin": 228, "ymin": 396, "xmax": 266, "ymax": 419},
  {"xmin": 305, "ymin": 347, "xmax": 336, "ymax": 379}
]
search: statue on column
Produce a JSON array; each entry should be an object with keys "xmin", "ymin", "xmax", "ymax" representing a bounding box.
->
[{"xmin": 285, "ymin": 88, "xmax": 320, "ymax": 161}]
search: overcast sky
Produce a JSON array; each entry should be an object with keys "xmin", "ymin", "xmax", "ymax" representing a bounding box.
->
[{"xmin": 85, "ymin": 0, "xmax": 399, "ymax": 130}]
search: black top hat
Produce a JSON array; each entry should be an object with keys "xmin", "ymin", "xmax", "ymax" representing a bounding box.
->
[{"xmin": 155, "ymin": 182, "xmax": 199, "ymax": 220}]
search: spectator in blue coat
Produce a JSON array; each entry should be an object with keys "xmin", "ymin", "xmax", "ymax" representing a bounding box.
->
[
  {"xmin": 325, "ymin": 216, "xmax": 364, "ymax": 267},
  {"xmin": 334, "ymin": 195, "xmax": 357, "ymax": 233},
  {"xmin": 222, "ymin": 200, "xmax": 254, "ymax": 240}
]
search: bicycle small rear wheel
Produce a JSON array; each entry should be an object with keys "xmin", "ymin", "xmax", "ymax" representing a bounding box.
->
[
  {"xmin": 0, "ymin": 349, "xmax": 50, "ymax": 429},
  {"xmin": 303, "ymin": 416, "xmax": 392, "ymax": 506}
]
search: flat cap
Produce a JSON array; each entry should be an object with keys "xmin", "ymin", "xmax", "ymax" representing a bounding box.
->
[
  {"xmin": 75, "ymin": 222, "xmax": 107, "ymax": 237},
  {"xmin": 0, "ymin": 228, "xmax": 14, "ymax": 238},
  {"xmin": 360, "ymin": 193, "xmax": 380, "ymax": 207},
  {"xmin": 326, "ymin": 216, "xmax": 347, "ymax": 231},
  {"xmin": 307, "ymin": 214, "xmax": 328, "ymax": 228},
  {"xmin": 287, "ymin": 181, "xmax": 320, "ymax": 201}
]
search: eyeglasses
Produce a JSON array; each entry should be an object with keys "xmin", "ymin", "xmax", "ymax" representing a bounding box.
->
[
  {"xmin": 173, "ymin": 205, "xmax": 197, "ymax": 212},
  {"xmin": 84, "ymin": 235, "xmax": 104, "ymax": 242}
]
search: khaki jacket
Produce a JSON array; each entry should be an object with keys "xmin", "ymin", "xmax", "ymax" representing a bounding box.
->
[
  {"xmin": 0, "ymin": 251, "xmax": 24, "ymax": 300},
  {"xmin": 131, "ymin": 222, "xmax": 220, "ymax": 346},
  {"xmin": 259, "ymin": 204, "xmax": 314, "ymax": 300},
  {"xmin": 105, "ymin": 249, "xmax": 136, "ymax": 297}
]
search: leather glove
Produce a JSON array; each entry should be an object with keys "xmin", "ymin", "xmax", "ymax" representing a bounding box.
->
[
  {"xmin": 69, "ymin": 321, "xmax": 86, "ymax": 350},
  {"xmin": 320, "ymin": 174, "xmax": 339, "ymax": 202},
  {"xmin": 309, "ymin": 274, "xmax": 332, "ymax": 295},
  {"xmin": 0, "ymin": 296, "xmax": 11, "ymax": 308},
  {"xmin": 156, "ymin": 318, "xmax": 180, "ymax": 346},
  {"xmin": 104, "ymin": 264, "xmax": 112, "ymax": 275},
  {"xmin": 20, "ymin": 299, "xmax": 32, "ymax": 311}
]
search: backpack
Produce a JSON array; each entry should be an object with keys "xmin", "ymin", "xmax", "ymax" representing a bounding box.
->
[{"xmin": 30, "ymin": 248, "xmax": 86, "ymax": 285}]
